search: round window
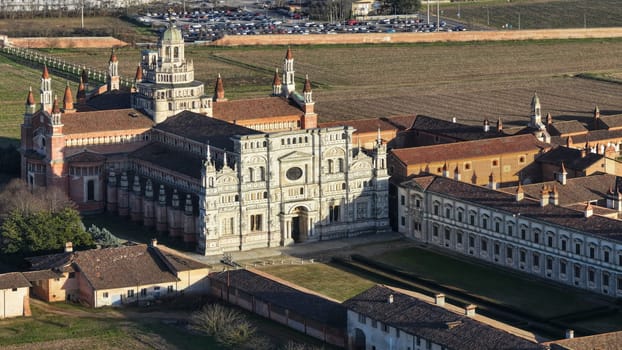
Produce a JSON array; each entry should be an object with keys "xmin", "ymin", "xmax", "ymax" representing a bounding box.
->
[{"xmin": 286, "ymin": 167, "xmax": 303, "ymax": 180}]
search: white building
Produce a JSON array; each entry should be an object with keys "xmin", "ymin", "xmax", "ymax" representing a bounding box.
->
[
  {"xmin": 343, "ymin": 284, "xmax": 546, "ymax": 350},
  {"xmin": 0, "ymin": 272, "xmax": 31, "ymax": 318},
  {"xmin": 397, "ymin": 174, "xmax": 622, "ymax": 297}
]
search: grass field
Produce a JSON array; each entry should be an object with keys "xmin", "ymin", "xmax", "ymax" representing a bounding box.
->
[
  {"xmin": 441, "ymin": 0, "xmax": 622, "ymax": 30},
  {"xmin": 258, "ymin": 263, "xmax": 376, "ymax": 302}
]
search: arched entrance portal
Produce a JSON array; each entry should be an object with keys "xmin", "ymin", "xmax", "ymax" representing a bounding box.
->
[
  {"xmin": 291, "ymin": 206, "xmax": 309, "ymax": 243},
  {"xmin": 353, "ymin": 328, "xmax": 366, "ymax": 350}
]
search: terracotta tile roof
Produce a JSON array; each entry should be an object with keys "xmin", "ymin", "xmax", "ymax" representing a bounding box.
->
[
  {"xmin": 74, "ymin": 244, "xmax": 179, "ymax": 290},
  {"xmin": 416, "ymin": 176, "xmax": 622, "ymax": 242},
  {"xmin": 155, "ymin": 110, "xmax": 263, "ymax": 150},
  {"xmin": 213, "ymin": 97, "xmax": 302, "ymax": 122},
  {"xmin": 547, "ymin": 120, "xmax": 587, "ymax": 136},
  {"xmin": 344, "ymin": 285, "xmax": 545, "ymax": 350},
  {"xmin": 153, "ymin": 245, "xmax": 208, "ymax": 272},
  {"xmin": 210, "ymin": 269, "xmax": 346, "ymax": 328},
  {"xmin": 130, "ymin": 142, "xmax": 203, "ymax": 179},
  {"xmin": 383, "ymin": 115, "xmax": 417, "ymax": 130},
  {"xmin": 62, "ymin": 108, "xmax": 154, "ymax": 134},
  {"xmin": 547, "ymin": 330, "xmax": 622, "ymax": 350},
  {"xmin": 22, "ymin": 270, "xmax": 63, "ymax": 282},
  {"xmin": 86, "ymin": 91, "xmax": 132, "ymax": 110},
  {"xmin": 501, "ymin": 174, "xmax": 619, "ymax": 206},
  {"xmin": 598, "ymin": 114, "xmax": 622, "ymax": 130},
  {"xmin": 535, "ymin": 146, "xmax": 602, "ymax": 171},
  {"xmin": 556, "ymin": 128, "xmax": 622, "ymax": 146},
  {"xmin": 410, "ymin": 115, "xmax": 505, "ymax": 141},
  {"xmin": 0, "ymin": 272, "xmax": 31, "ymax": 290},
  {"xmin": 66, "ymin": 150, "xmax": 107, "ymax": 163},
  {"xmin": 319, "ymin": 117, "xmax": 398, "ymax": 134},
  {"xmin": 391, "ymin": 134, "xmax": 550, "ymax": 166},
  {"xmin": 66, "ymin": 142, "xmax": 150, "ymax": 157},
  {"xmin": 26, "ymin": 252, "xmax": 73, "ymax": 271}
]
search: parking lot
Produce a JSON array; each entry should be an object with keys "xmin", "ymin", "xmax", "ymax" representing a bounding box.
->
[{"xmin": 134, "ymin": 7, "xmax": 468, "ymax": 43}]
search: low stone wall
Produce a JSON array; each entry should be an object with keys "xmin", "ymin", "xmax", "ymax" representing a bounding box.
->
[
  {"xmin": 7, "ymin": 36, "xmax": 127, "ymax": 48},
  {"xmin": 210, "ymin": 27, "xmax": 622, "ymax": 46}
]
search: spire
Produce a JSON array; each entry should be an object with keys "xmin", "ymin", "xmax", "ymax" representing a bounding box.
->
[
  {"xmin": 42, "ymin": 64, "xmax": 49, "ymax": 79},
  {"xmin": 377, "ymin": 127, "xmax": 382, "ymax": 145},
  {"xmin": 76, "ymin": 77, "xmax": 86, "ymax": 103},
  {"xmin": 303, "ymin": 74, "xmax": 313, "ymax": 104},
  {"xmin": 585, "ymin": 201, "xmax": 593, "ymax": 218},
  {"xmin": 303, "ymin": 74, "xmax": 312, "ymax": 93},
  {"xmin": 496, "ymin": 117, "xmax": 503, "ymax": 132},
  {"xmin": 516, "ymin": 182, "xmax": 524, "ymax": 201},
  {"xmin": 62, "ymin": 82, "xmax": 74, "ymax": 112},
  {"xmin": 26, "ymin": 86, "xmax": 35, "ymax": 105},
  {"xmin": 51, "ymin": 95, "xmax": 62, "ymax": 126},
  {"xmin": 546, "ymin": 112, "xmax": 553, "ymax": 125},
  {"xmin": 52, "ymin": 95, "xmax": 60, "ymax": 114},
  {"xmin": 529, "ymin": 91, "xmax": 544, "ymax": 130},
  {"xmin": 483, "ymin": 118, "xmax": 490, "ymax": 132},
  {"xmin": 214, "ymin": 73, "xmax": 226, "ymax": 101},
  {"xmin": 206, "ymin": 144, "xmax": 211, "ymax": 162},
  {"xmin": 273, "ymin": 68, "xmax": 281, "ymax": 85},
  {"xmin": 81, "ymin": 69, "xmax": 89, "ymax": 86},
  {"xmin": 285, "ymin": 46, "xmax": 293, "ymax": 60},
  {"xmin": 40, "ymin": 64, "xmax": 53, "ymax": 112},
  {"xmin": 566, "ymin": 136, "xmax": 573, "ymax": 148},
  {"xmin": 594, "ymin": 105, "xmax": 600, "ymax": 119},
  {"xmin": 134, "ymin": 63, "xmax": 143, "ymax": 82},
  {"xmin": 109, "ymin": 48, "xmax": 118, "ymax": 63}
]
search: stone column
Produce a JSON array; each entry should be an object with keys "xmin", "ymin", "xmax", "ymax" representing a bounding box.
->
[
  {"xmin": 130, "ymin": 175, "xmax": 143, "ymax": 222},
  {"xmin": 106, "ymin": 169, "xmax": 118, "ymax": 213},
  {"xmin": 143, "ymin": 179, "xmax": 155, "ymax": 228},
  {"xmin": 168, "ymin": 189, "xmax": 183, "ymax": 238},
  {"xmin": 183, "ymin": 194, "xmax": 196, "ymax": 243},
  {"xmin": 155, "ymin": 185, "xmax": 168, "ymax": 234},
  {"xmin": 118, "ymin": 172, "xmax": 129, "ymax": 217}
]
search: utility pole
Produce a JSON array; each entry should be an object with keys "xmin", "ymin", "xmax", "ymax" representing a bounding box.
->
[
  {"xmin": 80, "ymin": 0, "xmax": 84, "ymax": 29},
  {"xmin": 436, "ymin": 0, "xmax": 440, "ymax": 32},
  {"xmin": 486, "ymin": 7, "xmax": 490, "ymax": 26},
  {"xmin": 427, "ymin": 0, "xmax": 430, "ymax": 24}
]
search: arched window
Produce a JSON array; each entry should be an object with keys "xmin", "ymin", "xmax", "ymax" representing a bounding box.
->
[
  {"xmin": 259, "ymin": 167, "xmax": 266, "ymax": 181},
  {"xmin": 173, "ymin": 47, "xmax": 179, "ymax": 59},
  {"xmin": 328, "ymin": 159, "xmax": 334, "ymax": 173},
  {"xmin": 248, "ymin": 168, "xmax": 254, "ymax": 182}
]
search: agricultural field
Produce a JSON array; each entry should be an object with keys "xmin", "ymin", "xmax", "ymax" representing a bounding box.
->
[
  {"xmin": 35, "ymin": 38, "xmax": 622, "ymax": 125},
  {"xmin": 441, "ymin": 0, "xmax": 622, "ymax": 30}
]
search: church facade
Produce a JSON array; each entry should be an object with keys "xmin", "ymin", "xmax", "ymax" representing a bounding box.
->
[{"xmin": 19, "ymin": 23, "xmax": 390, "ymax": 255}]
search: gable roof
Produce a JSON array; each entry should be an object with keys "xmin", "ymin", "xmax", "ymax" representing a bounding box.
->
[
  {"xmin": 213, "ymin": 97, "xmax": 302, "ymax": 122},
  {"xmin": 61, "ymin": 108, "xmax": 154, "ymax": 135},
  {"xmin": 74, "ymin": 244, "xmax": 179, "ymax": 290},
  {"xmin": 319, "ymin": 115, "xmax": 416, "ymax": 134},
  {"xmin": 410, "ymin": 115, "xmax": 505, "ymax": 141},
  {"xmin": 85, "ymin": 91, "xmax": 132, "ymax": 110},
  {"xmin": 210, "ymin": 269, "xmax": 346, "ymax": 328},
  {"xmin": 547, "ymin": 120, "xmax": 587, "ymax": 136},
  {"xmin": 391, "ymin": 134, "xmax": 550, "ymax": 166},
  {"xmin": 154, "ymin": 111, "xmax": 263, "ymax": 150},
  {"xmin": 547, "ymin": 330, "xmax": 622, "ymax": 350},
  {"xmin": 130, "ymin": 142, "xmax": 203, "ymax": 179},
  {"xmin": 412, "ymin": 175, "xmax": 622, "ymax": 242},
  {"xmin": 344, "ymin": 285, "xmax": 545, "ymax": 350},
  {"xmin": 501, "ymin": 174, "xmax": 619, "ymax": 207},
  {"xmin": 597, "ymin": 114, "xmax": 622, "ymax": 130},
  {"xmin": 535, "ymin": 146, "xmax": 603, "ymax": 171},
  {"xmin": 0, "ymin": 272, "xmax": 31, "ymax": 290}
]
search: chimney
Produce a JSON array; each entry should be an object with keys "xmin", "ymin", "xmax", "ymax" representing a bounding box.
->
[
  {"xmin": 442, "ymin": 162, "xmax": 449, "ymax": 178},
  {"xmin": 388, "ymin": 294, "xmax": 394, "ymax": 304},
  {"xmin": 550, "ymin": 184, "xmax": 559, "ymax": 206},
  {"xmin": 540, "ymin": 185, "xmax": 550, "ymax": 207},
  {"xmin": 150, "ymin": 238, "xmax": 158, "ymax": 247},
  {"xmin": 558, "ymin": 162, "xmax": 567, "ymax": 185},
  {"xmin": 64, "ymin": 242, "xmax": 73, "ymax": 253},
  {"xmin": 516, "ymin": 183, "xmax": 524, "ymax": 202},
  {"xmin": 565, "ymin": 329, "xmax": 575, "ymax": 339},
  {"xmin": 585, "ymin": 202, "xmax": 593, "ymax": 218},
  {"xmin": 454, "ymin": 165, "xmax": 461, "ymax": 181},
  {"xmin": 488, "ymin": 172, "xmax": 497, "ymax": 190},
  {"xmin": 483, "ymin": 119, "xmax": 490, "ymax": 132},
  {"xmin": 496, "ymin": 117, "xmax": 503, "ymax": 132},
  {"xmin": 434, "ymin": 293, "xmax": 445, "ymax": 307},
  {"xmin": 465, "ymin": 304, "xmax": 477, "ymax": 317},
  {"xmin": 452, "ymin": 117, "xmax": 456, "ymax": 123}
]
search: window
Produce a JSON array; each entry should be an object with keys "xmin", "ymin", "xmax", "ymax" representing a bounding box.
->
[
  {"xmin": 481, "ymin": 239, "xmax": 488, "ymax": 252},
  {"xmin": 494, "ymin": 243, "xmax": 500, "ymax": 255},
  {"xmin": 588, "ymin": 269, "xmax": 595, "ymax": 283},
  {"xmin": 401, "ymin": 216, "xmax": 405, "ymax": 226},
  {"xmin": 507, "ymin": 247, "xmax": 513, "ymax": 259},
  {"xmin": 561, "ymin": 239, "xmax": 567, "ymax": 251},
  {"xmin": 469, "ymin": 236, "xmax": 475, "ymax": 248},
  {"xmin": 604, "ymin": 250, "xmax": 610, "ymax": 263},
  {"xmin": 519, "ymin": 156, "xmax": 525, "ymax": 163},
  {"xmin": 415, "ymin": 199, "xmax": 421, "ymax": 208},
  {"xmin": 167, "ymin": 285, "xmax": 174, "ymax": 293},
  {"xmin": 546, "ymin": 257, "xmax": 553, "ymax": 270},
  {"xmin": 141, "ymin": 288, "xmax": 147, "ymax": 296},
  {"xmin": 492, "ymin": 160, "xmax": 499, "ymax": 166},
  {"xmin": 329, "ymin": 205, "xmax": 340, "ymax": 222},
  {"xmin": 250, "ymin": 214, "xmax": 263, "ymax": 231},
  {"xmin": 382, "ymin": 323, "xmax": 389, "ymax": 333},
  {"xmin": 68, "ymin": 272, "xmax": 75, "ymax": 279},
  {"xmin": 154, "ymin": 286, "xmax": 160, "ymax": 291},
  {"xmin": 574, "ymin": 265, "xmax": 581, "ymax": 279},
  {"xmin": 465, "ymin": 163, "xmax": 471, "ymax": 170},
  {"xmin": 575, "ymin": 243, "xmax": 582, "ymax": 255},
  {"xmin": 507, "ymin": 225, "xmax": 513, "ymax": 236},
  {"xmin": 494, "ymin": 221, "xmax": 500, "ymax": 233},
  {"xmin": 482, "ymin": 217, "xmax": 488, "ymax": 229},
  {"xmin": 457, "ymin": 210, "xmax": 463, "ymax": 222},
  {"xmin": 400, "ymin": 195, "xmax": 405, "ymax": 205},
  {"xmin": 358, "ymin": 313, "xmax": 366, "ymax": 324},
  {"xmin": 618, "ymin": 277, "xmax": 622, "ymax": 291},
  {"xmin": 433, "ymin": 203, "xmax": 439, "ymax": 216},
  {"xmin": 533, "ymin": 232, "xmax": 540, "ymax": 244},
  {"xmin": 603, "ymin": 273, "xmax": 610, "ymax": 286},
  {"xmin": 103, "ymin": 292, "xmax": 109, "ymax": 298},
  {"xmin": 445, "ymin": 207, "xmax": 451, "ymax": 218},
  {"xmin": 533, "ymin": 253, "xmax": 540, "ymax": 268},
  {"xmin": 547, "ymin": 236, "xmax": 553, "ymax": 247},
  {"xmin": 520, "ymin": 250, "xmax": 526, "ymax": 263},
  {"xmin": 445, "ymin": 229, "xmax": 451, "ymax": 241},
  {"xmin": 127, "ymin": 290, "xmax": 135, "ymax": 298},
  {"xmin": 457, "ymin": 232, "xmax": 463, "ymax": 245},
  {"xmin": 433, "ymin": 225, "xmax": 439, "ymax": 237},
  {"xmin": 11, "ymin": 288, "xmax": 17, "ymax": 292},
  {"xmin": 521, "ymin": 228, "xmax": 527, "ymax": 240},
  {"xmin": 589, "ymin": 246, "xmax": 595, "ymax": 259},
  {"xmin": 371, "ymin": 320, "xmax": 377, "ymax": 328},
  {"xmin": 469, "ymin": 214, "xmax": 475, "ymax": 225},
  {"xmin": 560, "ymin": 261, "xmax": 567, "ymax": 275}
]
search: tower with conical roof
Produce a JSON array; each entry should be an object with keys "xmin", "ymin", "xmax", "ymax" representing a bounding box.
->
[
  {"xmin": 528, "ymin": 92, "xmax": 545, "ymax": 130},
  {"xmin": 132, "ymin": 20, "xmax": 211, "ymax": 123},
  {"xmin": 40, "ymin": 65, "xmax": 53, "ymax": 113},
  {"xmin": 107, "ymin": 49, "xmax": 120, "ymax": 92},
  {"xmin": 282, "ymin": 47, "xmax": 295, "ymax": 96}
]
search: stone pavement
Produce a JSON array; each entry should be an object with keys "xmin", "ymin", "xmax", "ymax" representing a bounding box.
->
[{"xmin": 185, "ymin": 231, "xmax": 405, "ymax": 266}]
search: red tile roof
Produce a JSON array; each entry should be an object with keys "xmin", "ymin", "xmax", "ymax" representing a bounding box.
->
[
  {"xmin": 391, "ymin": 134, "xmax": 550, "ymax": 166},
  {"xmin": 61, "ymin": 108, "xmax": 154, "ymax": 134},
  {"xmin": 0, "ymin": 272, "xmax": 31, "ymax": 290},
  {"xmin": 213, "ymin": 97, "xmax": 302, "ymax": 122},
  {"xmin": 319, "ymin": 116, "xmax": 412, "ymax": 134}
]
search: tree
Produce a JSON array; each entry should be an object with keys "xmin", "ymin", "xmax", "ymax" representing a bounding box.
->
[
  {"xmin": 0, "ymin": 179, "xmax": 75, "ymax": 218},
  {"xmin": 190, "ymin": 303, "xmax": 270, "ymax": 349},
  {"xmin": 87, "ymin": 224, "xmax": 122, "ymax": 248},
  {"xmin": 386, "ymin": 0, "xmax": 420, "ymax": 15},
  {"xmin": 0, "ymin": 207, "xmax": 93, "ymax": 254}
]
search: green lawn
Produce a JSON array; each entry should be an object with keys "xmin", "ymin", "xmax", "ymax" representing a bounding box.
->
[
  {"xmin": 259, "ymin": 263, "xmax": 376, "ymax": 302},
  {"xmin": 374, "ymin": 247, "xmax": 610, "ymax": 320}
]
